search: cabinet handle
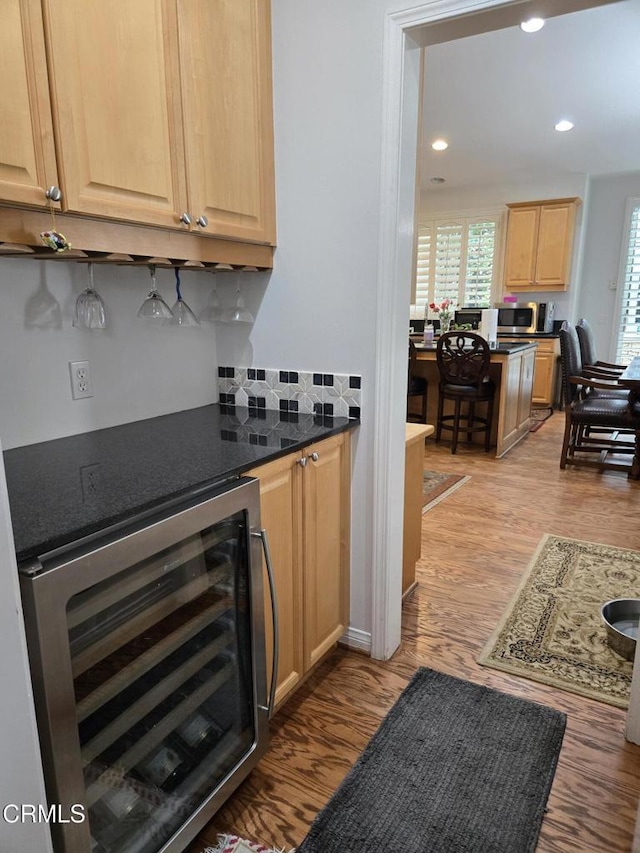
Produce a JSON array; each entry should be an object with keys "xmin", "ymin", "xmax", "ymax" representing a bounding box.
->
[
  {"xmin": 45, "ymin": 186, "xmax": 62, "ymax": 203},
  {"xmin": 251, "ymin": 529, "xmax": 279, "ymax": 720},
  {"xmin": 298, "ymin": 456, "xmax": 308, "ymax": 467},
  {"xmin": 195, "ymin": 214, "xmax": 208, "ymax": 228},
  {"xmin": 179, "ymin": 212, "xmax": 192, "ymax": 226},
  {"xmin": 310, "ymin": 451, "xmax": 319, "ymax": 462}
]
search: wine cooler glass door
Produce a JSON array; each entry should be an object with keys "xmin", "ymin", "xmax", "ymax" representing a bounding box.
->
[{"xmin": 20, "ymin": 478, "xmax": 268, "ymax": 853}]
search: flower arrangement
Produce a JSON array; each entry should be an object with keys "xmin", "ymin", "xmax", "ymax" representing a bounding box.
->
[{"xmin": 428, "ymin": 299, "xmax": 456, "ymax": 332}]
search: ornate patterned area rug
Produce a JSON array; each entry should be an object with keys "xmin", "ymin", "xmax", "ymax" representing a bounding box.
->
[
  {"xmin": 478, "ymin": 534, "xmax": 640, "ymax": 708},
  {"xmin": 205, "ymin": 836, "xmax": 293, "ymax": 853},
  {"xmin": 422, "ymin": 470, "xmax": 470, "ymax": 513}
]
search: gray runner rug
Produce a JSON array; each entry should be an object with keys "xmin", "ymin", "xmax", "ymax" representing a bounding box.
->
[{"xmin": 297, "ymin": 668, "xmax": 566, "ymax": 853}]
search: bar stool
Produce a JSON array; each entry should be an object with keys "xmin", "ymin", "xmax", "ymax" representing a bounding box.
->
[
  {"xmin": 407, "ymin": 339, "xmax": 428, "ymax": 423},
  {"xmin": 435, "ymin": 331, "xmax": 495, "ymax": 453}
]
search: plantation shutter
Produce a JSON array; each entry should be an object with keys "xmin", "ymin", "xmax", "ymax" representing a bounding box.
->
[
  {"xmin": 414, "ymin": 214, "xmax": 500, "ymax": 314},
  {"xmin": 434, "ymin": 224, "xmax": 463, "ymax": 304},
  {"xmin": 617, "ymin": 203, "xmax": 640, "ymax": 364},
  {"xmin": 415, "ymin": 230, "xmax": 431, "ymax": 311},
  {"xmin": 465, "ymin": 220, "xmax": 496, "ymax": 306}
]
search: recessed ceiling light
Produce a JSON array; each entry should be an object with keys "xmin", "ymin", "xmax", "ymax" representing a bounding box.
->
[
  {"xmin": 431, "ymin": 139, "xmax": 448, "ymax": 151},
  {"xmin": 520, "ymin": 17, "xmax": 545, "ymax": 33},
  {"xmin": 430, "ymin": 177, "xmax": 446, "ymax": 184},
  {"xmin": 554, "ymin": 119, "xmax": 574, "ymax": 132}
]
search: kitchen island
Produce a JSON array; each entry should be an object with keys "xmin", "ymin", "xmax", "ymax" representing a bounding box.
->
[{"xmin": 411, "ymin": 340, "xmax": 536, "ymax": 457}]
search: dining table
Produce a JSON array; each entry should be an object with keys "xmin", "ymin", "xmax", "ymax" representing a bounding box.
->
[{"xmin": 617, "ymin": 356, "xmax": 640, "ymax": 401}]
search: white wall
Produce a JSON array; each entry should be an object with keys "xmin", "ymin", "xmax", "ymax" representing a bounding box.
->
[
  {"xmin": 0, "ymin": 258, "xmax": 221, "ymax": 449},
  {"xmin": 217, "ymin": 0, "xmax": 396, "ymax": 637},
  {"xmin": 577, "ymin": 172, "xmax": 640, "ymax": 360}
]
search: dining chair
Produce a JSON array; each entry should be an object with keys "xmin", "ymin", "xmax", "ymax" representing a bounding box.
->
[
  {"xmin": 558, "ymin": 321, "xmax": 640, "ymax": 478},
  {"xmin": 576, "ymin": 318, "xmax": 627, "ymax": 375},
  {"xmin": 435, "ymin": 331, "xmax": 495, "ymax": 453},
  {"xmin": 407, "ymin": 339, "xmax": 428, "ymax": 423}
]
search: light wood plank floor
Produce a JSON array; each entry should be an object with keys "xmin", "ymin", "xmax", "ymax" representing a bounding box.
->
[{"xmin": 191, "ymin": 412, "xmax": 640, "ymax": 853}]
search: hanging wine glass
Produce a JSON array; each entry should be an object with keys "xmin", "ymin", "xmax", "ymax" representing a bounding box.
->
[
  {"xmin": 73, "ymin": 262, "xmax": 106, "ymax": 329},
  {"xmin": 223, "ymin": 283, "xmax": 255, "ymax": 324},
  {"xmin": 170, "ymin": 267, "xmax": 200, "ymax": 326},
  {"xmin": 198, "ymin": 272, "xmax": 224, "ymax": 323},
  {"xmin": 137, "ymin": 265, "xmax": 173, "ymax": 320}
]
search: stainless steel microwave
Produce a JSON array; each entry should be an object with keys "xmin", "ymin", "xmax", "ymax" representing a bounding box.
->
[{"xmin": 496, "ymin": 302, "xmax": 556, "ymax": 334}]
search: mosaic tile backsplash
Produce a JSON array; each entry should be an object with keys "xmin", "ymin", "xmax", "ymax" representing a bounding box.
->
[{"xmin": 217, "ymin": 367, "xmax": 362, "ymax": 419}]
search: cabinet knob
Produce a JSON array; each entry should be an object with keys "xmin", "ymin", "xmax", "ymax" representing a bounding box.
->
[
  {"xmin": 179, "ymin": 212, "xmax": 192, "ymax": 226},
  {"xmin": 195, "ymin": 215, "xmax": 208, "ymax": 228},
  {"xmin": 298, "ymin": 456, "xmax": 308, "ymax": 468},
  {"xmin": 45, "ymin": 186, "xmax": 62, "ymax": 203},
  {"xmin": 310, "ymin": 451, "xmax": 319, "ymax": 462}
]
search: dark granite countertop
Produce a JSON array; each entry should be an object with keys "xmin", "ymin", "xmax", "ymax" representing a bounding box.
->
[
  {"xmin": 4, "ymin": 404, "xmax": 358, "ymax": 564},
  {"xmin": 414, "ymin": 340, "xmax": 537, "ymax": 354}
]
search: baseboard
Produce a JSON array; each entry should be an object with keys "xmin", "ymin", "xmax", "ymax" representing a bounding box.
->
[{"xmin": 339, "ymin": 626, "xmax": 372, "ymax": 654}]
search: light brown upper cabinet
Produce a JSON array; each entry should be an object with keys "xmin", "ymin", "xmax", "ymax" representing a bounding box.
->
[
  {"xmin": 0, "ymin": 0, "xmax": 59, "ymax": 208},
  {"xmin": 41, "ymin": 0, "xmax": 275, "ymax": 245},
  {"xmin": 503, "ymin": 198, "xmax": 581, "ymax": 292}
]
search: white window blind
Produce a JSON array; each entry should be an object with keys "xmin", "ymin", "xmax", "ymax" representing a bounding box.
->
[
  {"xmin": 616, "ymin": 202, "xmax": 640, "ymax": 364},
  {"xmin": 414, "ymin": 215, "xmax": 500, "ymax": 316}
]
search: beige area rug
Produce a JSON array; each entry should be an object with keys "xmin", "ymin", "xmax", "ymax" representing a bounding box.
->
[
  {"xmin": 478, "ymin": 534, "xmax": 640, "ymax": 708},
  {"xmin": 422, "ymin": 470, "xmax": 470, "ymax": 513}
]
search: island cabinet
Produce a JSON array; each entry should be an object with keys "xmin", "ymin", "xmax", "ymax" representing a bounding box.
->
[
  {"xmin": 246, "ymin": 432, "xmax": 351, "ymax": 712},
  {"xmin": 0, "ymin": 0, "xmax": 59, "ymax": 208},
  {"xmin": 503, "ymin": 198, "xmax": 580, "ymax": 292},
  {"xmin": 500, "ymin": 337, "xmax": 560, "ymax": 407},
  {"xmin": 41, "ymin": 0, "xmax": 275, "ymax": 245}
]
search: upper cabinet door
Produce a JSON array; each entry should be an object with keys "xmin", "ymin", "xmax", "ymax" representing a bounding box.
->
[
  {"xmin": 177, "ymin": 0, "xmax": 276, "ymax": 245},
  {"xmin": 503, "ymin": 205, "xmax": 539, "ymax": 289},
  {"xmin": 0, "ymin": 0, "xmax": 59, "ymax": 207},
  {"xmin": 535, "ymin": 202, "xmax": 577, "ymax": 289},
  {"xmin": 42, "ymin": 0, "xmax": 188, "ymax": 229}
]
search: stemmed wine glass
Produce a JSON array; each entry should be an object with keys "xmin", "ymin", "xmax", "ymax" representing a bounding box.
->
[
  {"xmin": 137, "ymin": 265, "xmax": 173, "ymax": 320},
  {"xmin": 222, "ymin": 283, "xmax": 255, "ymax": 324},
  {"xmin": 170, "ymin": 267, "xmax": 200, "ymax": 326},
  {"xmin": 198, "ymin": 272, "xmax": 224, "ymax": 323},
  {"xmin": 73, "ymin": 262, "xmax": 106, "ymax": 329}
]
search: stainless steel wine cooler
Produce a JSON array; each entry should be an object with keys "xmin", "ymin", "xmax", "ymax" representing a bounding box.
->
[{"xmin": 19, "ymin": 477, "xmax": 273, "ymax": 853}]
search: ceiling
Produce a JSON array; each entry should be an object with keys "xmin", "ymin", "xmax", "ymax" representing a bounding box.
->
[{"xmin": 419, "ymin": 0, "xmax": 640, "ymax": 192}]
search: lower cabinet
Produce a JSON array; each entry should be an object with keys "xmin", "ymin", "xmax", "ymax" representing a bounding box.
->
[
  {"xmin": 246, "ymin": 431, "xmax": 351, "ymax": 712},
  {"xmin": 500, "ymin": 337, "xmax": 560, "ymax": 407}
]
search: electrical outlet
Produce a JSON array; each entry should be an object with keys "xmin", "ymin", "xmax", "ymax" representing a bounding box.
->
[
  {"xmin": 80, "ymin": 463, "xmax": 101, "ymax": 501},
  {"xmin": 69, "ymin": 361, "xmax": 93, "ymax": 400}
]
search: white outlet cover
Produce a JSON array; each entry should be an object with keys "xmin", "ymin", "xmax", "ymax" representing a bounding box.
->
[{"xmin": 69, "ymin": 361, "xmax": 93, "ymax": 400}]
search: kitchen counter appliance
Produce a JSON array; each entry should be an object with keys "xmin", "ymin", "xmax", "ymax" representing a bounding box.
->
[
  {"xmin": 19, "ymin": 476, "xmax": 274, "ymax": 853},
  {"xmin": 495, "ymin": 302, "xmax": 556, "ymax": 334}
]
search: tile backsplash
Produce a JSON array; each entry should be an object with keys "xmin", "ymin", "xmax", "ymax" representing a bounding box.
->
[{"xmin": 217, "ymin": 367, "xmax": 362, "ymax": 419}]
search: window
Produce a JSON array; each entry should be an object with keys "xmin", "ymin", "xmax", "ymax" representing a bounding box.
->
[
  {"xmin": 415, "ymin": 214, "xmax": 501, "ymax": 315},
  {"xmin": 616, "ymin": 200, "xmax": 640, "ymax": 364}
]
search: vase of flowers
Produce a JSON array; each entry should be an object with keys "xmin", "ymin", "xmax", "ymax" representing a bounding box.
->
[{"xmin": 429, "ymin": 299, "xmax": 455, "ymax": 334}]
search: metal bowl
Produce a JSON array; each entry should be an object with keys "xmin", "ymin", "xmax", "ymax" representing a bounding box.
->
[{"xmin": 601, "ymin": 598, "xmax": 640, "ymax": 661}]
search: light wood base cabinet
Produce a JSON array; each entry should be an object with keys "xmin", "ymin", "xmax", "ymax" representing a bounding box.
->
[
  {"xmin": 500, "ymin": 337, "xmax": 560, "ymax": 408},
  {"xmin": 247, "ymin": 432, "xmax": 351, "ymax": 712},
  {"xmin": 403, "ymin": 424, "xmax": 434, "ymax": 597}
]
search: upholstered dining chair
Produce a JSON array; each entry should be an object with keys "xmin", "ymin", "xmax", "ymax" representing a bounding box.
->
[
  {"xmin": 407, "ymin": 339, "xmax": 428, "ymax": 423},
  {"xmin": 435, "ymin": 331, "xmax": 495, "ymax": 454},
  {"xmin": 576, "ymin": 318, "xmax": 627, "ymax": 375},
  {"xmin": 558, "ymin": 321, "xmax": 640, "ymax": 478}
]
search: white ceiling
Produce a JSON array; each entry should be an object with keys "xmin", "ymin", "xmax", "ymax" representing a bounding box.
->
[{"xmin": 420, "ymin": 0, "xmax": 640, "ymax": 192}]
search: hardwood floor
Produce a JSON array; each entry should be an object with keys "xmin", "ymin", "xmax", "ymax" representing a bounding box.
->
[{"xmin": 191, "ymin": 412, "xmax": 640, "ymax": 853}]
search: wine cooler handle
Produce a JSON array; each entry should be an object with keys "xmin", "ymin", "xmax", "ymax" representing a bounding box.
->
[{"xmin": 254, "ymin": 528, "xmax": 279, "ymax": 719}]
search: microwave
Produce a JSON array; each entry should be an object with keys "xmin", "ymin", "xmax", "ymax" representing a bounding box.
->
[{"xmin": 495, "ymin": 302, "xmax": 556, "ymax": 334}]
